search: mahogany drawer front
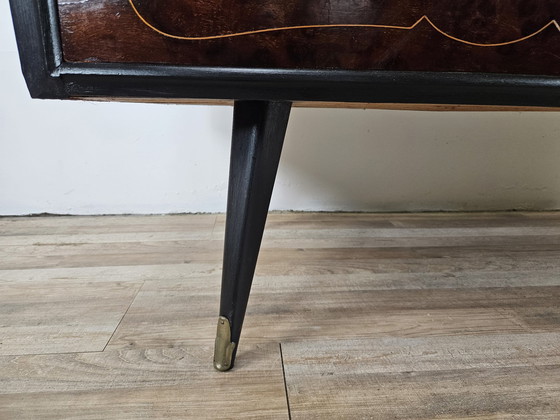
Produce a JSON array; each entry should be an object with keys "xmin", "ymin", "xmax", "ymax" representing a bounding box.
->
[{"xmin": 58, "ymin": 0, "xmax": 560, "ymax": 75}]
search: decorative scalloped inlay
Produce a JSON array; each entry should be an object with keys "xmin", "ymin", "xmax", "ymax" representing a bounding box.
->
[{"xmin": 129, "ymin": 0, "xmax": 559, "ymax": 47}]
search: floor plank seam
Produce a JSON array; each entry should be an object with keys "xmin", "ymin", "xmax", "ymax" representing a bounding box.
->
[
  {"xmin": 496, "ymin": 307, "xmax": 532, "ymax": 333},
  {"xmin": 279, "ymin": 342, "xmax": 293, "ymax": 420},
  {"xmin": 210, "ymin": 214, "xmax": 219, "ymax": 237},
  {"xmin": 102, "ymin": 280, "xmax": 145, "ymax": 352}
]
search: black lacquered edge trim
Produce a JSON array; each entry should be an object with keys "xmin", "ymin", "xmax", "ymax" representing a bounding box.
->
[
  {"xmin": 9, "ymin": 0, "xmax": 65, "ymax": 98},
  {"xmin": 57, "ymin": 63, "xmax": 560, "ymax": 107}
]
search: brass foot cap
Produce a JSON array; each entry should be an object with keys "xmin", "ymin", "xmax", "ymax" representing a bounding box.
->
[{"xmin": 213, "ymin": 316, "xmax": 236, "ymax": 372}]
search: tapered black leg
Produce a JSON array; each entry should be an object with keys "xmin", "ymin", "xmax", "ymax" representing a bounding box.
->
[{"xmin": 213, "ymin": 100, "xmax": 292, "ymax": 371}]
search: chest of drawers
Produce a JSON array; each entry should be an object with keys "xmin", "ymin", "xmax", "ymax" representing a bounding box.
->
[{"xmin": 10, "ymin": 0, "xmax": 560, "ymax": 370}]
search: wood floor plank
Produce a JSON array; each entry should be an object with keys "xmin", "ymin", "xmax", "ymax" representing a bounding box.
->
[
  {"xmin": 3, "ymin": 241, "xmax": 559, "ymax": 272},
  {"xmin": 0, "ymin": 343, "xmax": 288, "ymax": 419},
  {"xmin": 0, "ymin": 214, "xmax": 217, "ymax": 236},
  {"xmin": 216, "ymin": 211, "xmax": 560, "ymax": 230},
  {"xmin": 0, "ymin": 264, "xmax": 221, "ymax": 285},
  {"xmin": 2, "ymin": 263, "xmax": 559, "ymax": 289},
  {"xmin": 0, "ymin": 280, "xmax": 142, "ymax": 355},
  {"xmin": 282, "ymin": 333, "xmax": 560, "ymax": 419},
  {"xmin": 262, "ymin": 229, "xmax": 560, "ymax": 250},
  {"xmin": 240, "ymin": 285, "xmax": 560, "ymax": 342},
  {"xmin": 390, "ymin": 211, "xmax": 560, "ymax": 228},
  {"xmin": 255, "ymin": 249, "xmax": 560, "ymax": 276},
  {"xmin": 105, "ymin": 271, "xmax": 560, "ymax": 348},
  {"xmin": 0, "ymin": 230, "xmax": 217, "ymax": 247},
  {"xmin": 0, "ymin": 239, "xmax": 224, "ymax": 270},
  {"xmin": 214, "ymin": 212, "xmax": 396, "ymax": 230}
]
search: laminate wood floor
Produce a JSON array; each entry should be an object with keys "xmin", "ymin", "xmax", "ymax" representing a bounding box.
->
[{"xmin": 0, "ymin": 212, "xmax": 559, "ymax": 419}]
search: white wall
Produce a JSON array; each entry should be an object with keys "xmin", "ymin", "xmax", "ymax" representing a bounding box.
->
[{"xmin": 2, "ymin": 3, "xmax": 560, "ymax": 215}]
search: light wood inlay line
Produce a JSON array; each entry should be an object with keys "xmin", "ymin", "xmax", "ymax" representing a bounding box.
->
[{"xmin": 129, "ymin": 0, "xmax": 560, "ymax": 47}]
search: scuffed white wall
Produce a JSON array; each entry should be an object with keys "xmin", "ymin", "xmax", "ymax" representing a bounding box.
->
[{"xmin": 1, "ymin": 3, "xmax": 560, "ymax": 215}]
